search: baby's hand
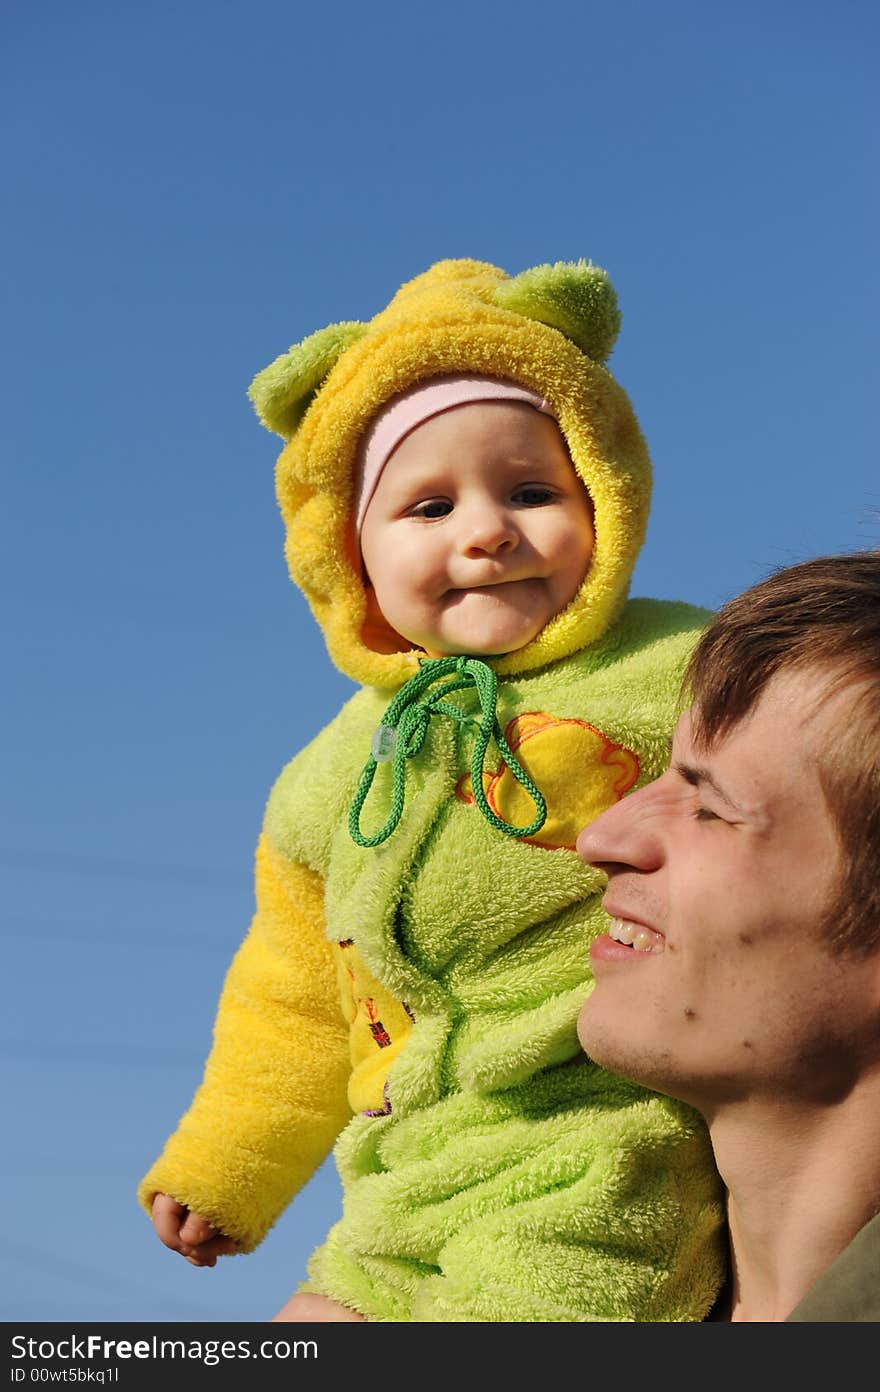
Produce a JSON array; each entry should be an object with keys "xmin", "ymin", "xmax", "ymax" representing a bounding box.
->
[{"xmin": 151, "ymin": 1193, "xmax": 238, "ymax": 1268}]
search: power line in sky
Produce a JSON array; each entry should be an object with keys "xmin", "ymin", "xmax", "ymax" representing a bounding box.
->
[
  {"xmin": 0, "ymin": 1237, "xmax": 212, "ymax": 1319},
  {"xmin": 0, "ymin": 846, "xmax": 245, "ymax": 887},
  {"xmin": 2, "ymin": 916, "xmax": 242, "ymax": 949},
  {"xmin": 0, "ymin": 1038, "xmax": 200, "ymax": 1068}
]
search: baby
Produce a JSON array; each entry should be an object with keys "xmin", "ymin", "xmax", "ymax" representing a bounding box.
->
[{"xmin": 140, "ymin": 257, "xmax": 725, "ymax": 1321}]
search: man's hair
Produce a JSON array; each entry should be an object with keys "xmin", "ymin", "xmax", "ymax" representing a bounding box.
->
[{"xmin": 683, "ymin": 550, "xmax": 880, "ymax": 955}]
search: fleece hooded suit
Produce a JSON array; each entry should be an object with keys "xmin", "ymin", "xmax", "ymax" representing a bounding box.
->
[{"xmin": 139, "ymin": 258, "xmax": 725, "ymax": 1321}]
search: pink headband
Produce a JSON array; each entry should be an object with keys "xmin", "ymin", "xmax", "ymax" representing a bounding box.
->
[{"xmin": 354, "ymin": 375, "xmax": 555, "ymax": 533}]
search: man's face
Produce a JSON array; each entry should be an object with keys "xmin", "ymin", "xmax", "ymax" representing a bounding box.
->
[{"xmin": 576, "ymin": 668, "xmax": 879, "ymax": 1110}]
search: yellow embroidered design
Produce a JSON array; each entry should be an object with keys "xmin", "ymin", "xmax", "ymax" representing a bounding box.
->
[
  {"xmin": 331, "ymin": 939, "xmax": 414, "ymax": 1114},
  {"xmin": 456, "ymin": 712, "xmax": 639, "ymax": 850}
]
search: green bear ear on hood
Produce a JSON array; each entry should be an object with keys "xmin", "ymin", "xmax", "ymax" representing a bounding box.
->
[
  {"xmin": 493, "ymin": 260, "xmax": 621, "ymax": 365},
  {"xmin": 248, "ymin": 320, "xmax": 369, "ymax": 439}
]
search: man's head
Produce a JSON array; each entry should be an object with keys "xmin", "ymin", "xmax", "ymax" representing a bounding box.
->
[
  {"xmin": 685, "ymin": 551, "xmax": 880, "ymax": 957},
  {"xmin": 575, "ymin": 551, "xmax": 880, "ymax": 1111}
]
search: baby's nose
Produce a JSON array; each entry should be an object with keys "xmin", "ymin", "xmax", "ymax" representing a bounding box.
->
[{"xmin": 461, "ymin": 509, "xmax": 518, "ymax": 554}]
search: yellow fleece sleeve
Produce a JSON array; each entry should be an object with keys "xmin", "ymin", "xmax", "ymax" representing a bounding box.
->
[{"xmin": 137, "ymin": 831, "xmax": 352, "ymax": 1252}]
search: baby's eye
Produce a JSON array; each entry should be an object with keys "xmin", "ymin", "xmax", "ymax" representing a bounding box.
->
[
  {"xmin": 410, "ymin": 498, "xmax": 453, "ymax": 520},
  {"xmin": 692, "ymin": 806, "xmax": 722, "ymax": 823},
  {"xmin": 512, "ymin": 485, "xmax": 555, "ymax": 506}
]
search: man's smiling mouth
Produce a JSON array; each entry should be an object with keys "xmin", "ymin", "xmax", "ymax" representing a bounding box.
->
[{"xmin": 608, "ymin": 917, "xmax": 665, "ymax": 954}]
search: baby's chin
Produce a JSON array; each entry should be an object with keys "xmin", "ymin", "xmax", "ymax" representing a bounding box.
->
[{"xmin": 421, "ymin": 602, "xmax": 546, "ymax": 659}]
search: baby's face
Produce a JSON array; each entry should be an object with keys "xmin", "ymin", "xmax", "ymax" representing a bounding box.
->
[{"xmin": 359, "ymin": 401, "xmax": 594, "ymax": 658}]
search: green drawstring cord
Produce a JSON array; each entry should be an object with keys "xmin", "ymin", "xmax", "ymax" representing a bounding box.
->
[{"xmin": 349, "ymin": 655, "xmax": 547, "ymax": 848}]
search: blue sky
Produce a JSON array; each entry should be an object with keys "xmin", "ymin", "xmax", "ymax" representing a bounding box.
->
[{"xmin": 3, "ymin": 0, "xmax": 877, "ymax": 1321}]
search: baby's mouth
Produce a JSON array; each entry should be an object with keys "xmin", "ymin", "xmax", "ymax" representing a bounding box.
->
[{"xmin": 448, "ymin": 575, "xmax": 534, "ymax": 595}]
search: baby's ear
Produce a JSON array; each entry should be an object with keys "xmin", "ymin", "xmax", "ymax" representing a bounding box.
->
[
  {"xmin": 493, "ymin": 260, "xmax": 621, "ymax": 364},
  {"xmin": 248, "ymin": 321, "xmax": 368, "ymax": 438}
]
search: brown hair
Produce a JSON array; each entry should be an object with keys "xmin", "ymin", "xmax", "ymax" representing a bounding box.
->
[{"xmin": 683, "ymin": 551, "xmax": 880, "ymax": 956}]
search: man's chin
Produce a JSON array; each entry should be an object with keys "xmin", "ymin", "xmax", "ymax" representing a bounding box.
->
[
  {"xmin": 578, "ymin": 1008, "xmax": 652, "ymax": 1085},
  {"xmin": 576, "ymin": 1007, "xmax": 617, "ymax": 1069}
]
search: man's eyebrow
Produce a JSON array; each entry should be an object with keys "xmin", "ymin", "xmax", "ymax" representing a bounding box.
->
[{"xmin": 672, "ymin": 760, "xmax": 747, "ymax": 815}]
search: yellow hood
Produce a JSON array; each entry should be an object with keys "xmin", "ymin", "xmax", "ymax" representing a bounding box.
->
[{"xmin": 249, "ymin": 257, "xmax": 652, "ymax": 689}]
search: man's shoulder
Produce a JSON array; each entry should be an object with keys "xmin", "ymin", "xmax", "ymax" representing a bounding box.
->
[{"xmin": 787, "ymin": 1211, "xmax": 880, "ymax": 1321}]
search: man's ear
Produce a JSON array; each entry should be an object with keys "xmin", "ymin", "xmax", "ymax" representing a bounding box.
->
[
  {"xmin": 248, "ymin": 320, "xmax": 368, "ymax": 439},
  {"xmin": 493, "ymin": 260, "xmax": 621, "ymax": 365}
]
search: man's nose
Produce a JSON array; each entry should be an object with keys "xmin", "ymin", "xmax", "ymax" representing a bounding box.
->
[{"xmin": 576, "ymin": 780, "xmax": 664, "ymax": 873}]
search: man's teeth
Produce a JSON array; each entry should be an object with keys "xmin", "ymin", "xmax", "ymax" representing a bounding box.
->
[{"xmin": 608, "ymin": 918, "xmax": 662, "ymax": 953}]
